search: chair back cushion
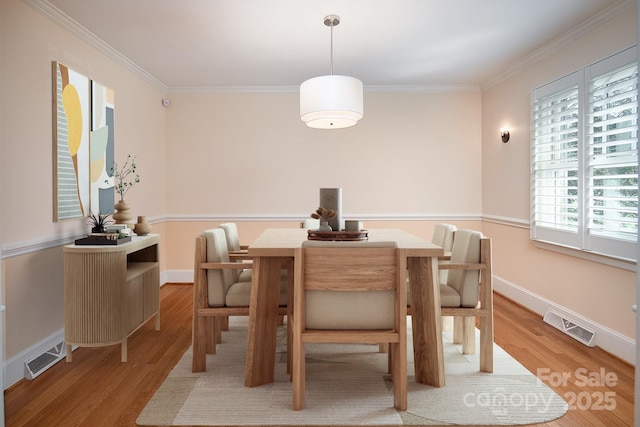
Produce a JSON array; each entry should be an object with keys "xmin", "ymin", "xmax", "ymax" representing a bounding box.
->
[
  {"xmin": 218, "ymin": 222, "xmax": 242, "ymax": 252},
  {"xmin": 301, "ymin": 241, "xmax": 399, "ymax": 330},
  {"xmin": 218, "ymin": 223, "xmax": 242, "ymax": 282},
  {"xmin": 202, "ymin": 228, "xmax": 233, "ymax": 307},
  {"xmin": 446, "ymin": 229, "xmax": 482, "ymax": 307},
  {"xmin": 432, "ymin": 223, "xmax": 456, "ymax": 283},
  {"xmin": 432, "ymin": 223, "xmax": 456, "ymax": 251}
]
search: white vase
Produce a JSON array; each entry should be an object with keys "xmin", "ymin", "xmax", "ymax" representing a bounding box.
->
[{"xmin": 318, "ymin": 220, "xmax": 332, "ymax": 232}]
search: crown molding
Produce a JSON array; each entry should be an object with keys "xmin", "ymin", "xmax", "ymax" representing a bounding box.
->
[
  {"xmin": 22, "ymin": 0, "xmax": 168, "ymax": 93},
  {"xmin": 165, "ymin": 84, "xmax": 481, "ymax": 95},
  {"xmin": 481, "ymin": 0, "xmax": 636, "ymax": 90}
]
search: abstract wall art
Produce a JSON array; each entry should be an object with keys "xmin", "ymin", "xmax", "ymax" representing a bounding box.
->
[
  {"xmin": 90, "ymin": 80, "xmax": 115, "ymax": 215},
  {"xmin": 53, "ymin": 61, "xmax": 90, "ymax": 221}
]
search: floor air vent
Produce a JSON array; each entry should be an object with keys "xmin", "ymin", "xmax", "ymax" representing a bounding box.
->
[
  {"xmin": 24, "ymin": 342, "xmax": 65, "ymax": 380},
  {"xmin": 543, "ymin": 309, "xmax": 596, "ymax": 347}
]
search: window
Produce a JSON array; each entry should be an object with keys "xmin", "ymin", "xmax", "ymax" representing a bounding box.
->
[{"xmin": 531, "ymin": 47, "xmax": 638, "ymax": 261}]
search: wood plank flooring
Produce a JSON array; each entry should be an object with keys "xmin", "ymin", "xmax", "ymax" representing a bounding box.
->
[{"xmin": 4, "ymin": 283, "xmax": 634, "ymax": 426}]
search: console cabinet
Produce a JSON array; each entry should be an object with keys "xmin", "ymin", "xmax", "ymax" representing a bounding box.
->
[{"xmin": 64, "ymin": 234, "xmax": 160, "ymax": 362}]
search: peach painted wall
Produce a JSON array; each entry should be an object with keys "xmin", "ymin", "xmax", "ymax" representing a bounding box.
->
[
  {"xmin": 163, "ymin": 91, "xmax": 482, "ymax": 217},
  {"xmin": 0, "ymin": 1, "xmax": 167, "ymax": 360},
  {"xmin": 481, "ymin": 4, "xmax": 637, "ymax": 340}
]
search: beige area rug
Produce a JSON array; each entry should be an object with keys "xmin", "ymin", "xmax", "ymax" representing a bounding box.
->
[{"xmin": 137, "ymin": 317, "xmax": 568, "ymax": 426}]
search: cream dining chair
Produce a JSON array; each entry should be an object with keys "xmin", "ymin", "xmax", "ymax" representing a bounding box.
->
[
  {"xmin": 379, "ymin": 223, "xmax": 457, "ymax": 355},
  {"xmin": 291, "ymin": 240, "xmax": 408, "ymax": 411},
  {"xmin": 192, "ymin": 228, "xmax": 290, "ymax": 372},
  {"xmin": 408, "ymin": 229, "xmax": 494, "ymax": 373}
]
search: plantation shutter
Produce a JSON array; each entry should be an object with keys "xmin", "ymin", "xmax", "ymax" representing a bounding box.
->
[
  {"xmin": 585, "ymin": 49, "xmax": 638, "ymax": 259},
  {"xmin": 530, "ymin": 47, "xmax": 638, "ymax": 261},
  {"xmin": 531, "ymin": 71, "xmax": 582, "ymax": 248}
]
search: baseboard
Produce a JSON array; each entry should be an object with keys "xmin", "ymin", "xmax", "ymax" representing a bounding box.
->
[
  {"xmin": 494, "ymin": 276, "xmax": 635, "ymax": 365},
  {"xmin": 164, "ymin": 269, "xmax": 194, "ymax": 283}
]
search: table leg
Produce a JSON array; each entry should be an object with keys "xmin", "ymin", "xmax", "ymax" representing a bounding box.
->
[
  {"xmin": 409, "ymin": 256, "xmax": 445, "ymax": 387},
  {"xmin": 244, "ymin": 256, "xmax": 288, "ymax": 387}
]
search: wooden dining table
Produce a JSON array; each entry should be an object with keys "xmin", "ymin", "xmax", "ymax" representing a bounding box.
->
[{"xmin": 243, "ymin": 228, "xmax": 446, "ymax": 388}]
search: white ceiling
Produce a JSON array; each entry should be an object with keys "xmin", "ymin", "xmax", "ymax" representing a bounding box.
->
[{"xmin": 41, "ymin": 0, "xmax": 624, "ymax": 91}]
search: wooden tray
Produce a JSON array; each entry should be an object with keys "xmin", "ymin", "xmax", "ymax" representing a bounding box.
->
[
  {"xmin": 307, "ymin": 230, "xmax": 368, "ymax": 241},
  {"xmin": 74, "ymin": 235, "xmax": 132, "ymax": 246}
]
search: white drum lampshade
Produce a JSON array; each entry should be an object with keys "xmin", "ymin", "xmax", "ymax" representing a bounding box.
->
[{"xmin": 300, "ymin": 75, "xmax": 363, "ymax": 129}]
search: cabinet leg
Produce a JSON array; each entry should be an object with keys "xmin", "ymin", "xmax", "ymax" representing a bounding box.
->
[
  {"xmin": 155, "ymin": 311, "xmax": 160, "ymax": 331},
  {"xmin": 121, "ymin": 341, "xmax": 127, "ymax": 362},
  {"xmin": 66, "ymin": 344, "xmax": 73, "ymax": 362}
]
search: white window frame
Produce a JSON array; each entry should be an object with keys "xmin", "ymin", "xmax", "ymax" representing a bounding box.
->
[{"xmin": 531, "ymin": 46, "xmax": 638, "ymax": 262}]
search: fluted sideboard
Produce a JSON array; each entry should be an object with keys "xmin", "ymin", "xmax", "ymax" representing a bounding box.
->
[{"xmin": 64, "ymin": 234, "xmax": 160, "ymax": 362}]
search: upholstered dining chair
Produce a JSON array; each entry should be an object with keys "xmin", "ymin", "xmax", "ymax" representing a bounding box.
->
[
  {"xmin": 409, "ymin": 229, "xmax": 494, "ymax": 373},
  {"xmin": 219, "ymin": 222, "xmax": 289, "ymax": 283},
  {"xmin": 218, "ymin": 222, "xmax": 250, "ymax": 259},
  {"xmin": 291, "ymin": 241, "xmax": 407, "ymax": 411},
  {"xmin": 441, "ymin": 230, "xmax": 493, "ymax": 372},
  {"xmin": 192, "ymin": 228, "xmax": 290, "ymax": 372},
  {"xmin": 218, "ymin": 223, "xmax": 253, "ymax": 282},
  {"xmin": 378, "ymin": 223, "xmax": 455, "ymax": 358}
]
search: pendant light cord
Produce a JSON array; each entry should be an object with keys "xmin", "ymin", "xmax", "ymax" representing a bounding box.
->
[{"xmin": 330, "ymin": 20, "xmax": 334, "ymax": 75}]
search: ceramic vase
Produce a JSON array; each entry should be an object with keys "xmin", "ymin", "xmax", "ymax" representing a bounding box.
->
[
  {"xmin": 134, "ymin": 216, "xmax": 152, "ymax": 236},
  {"xmin": 318, "ymin": 220, "xmax": 332, "ymax": 232},
  {"xmin": 113, "ymin": 200, "xmax": 132, "ymax": 224}
]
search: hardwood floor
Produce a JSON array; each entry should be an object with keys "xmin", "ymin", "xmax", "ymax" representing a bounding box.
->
[{"xmin": 5, "ymin": 283, "xmax": 634, "ymax": 426}]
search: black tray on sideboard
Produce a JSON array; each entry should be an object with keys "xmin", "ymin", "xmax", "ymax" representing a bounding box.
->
[{"xmin": 74, "ymin": 235, "xmax": 132, "ymax": 246}]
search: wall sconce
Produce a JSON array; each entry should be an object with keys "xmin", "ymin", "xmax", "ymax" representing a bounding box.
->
[{"xmin": 500, "ymin": 128, "xmax": 510, "ymax": 143}]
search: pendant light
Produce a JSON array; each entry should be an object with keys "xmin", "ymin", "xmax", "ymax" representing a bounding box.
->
[{"xmin": 300, "ymin": 15, "xmax": 363, "ymax": 129}]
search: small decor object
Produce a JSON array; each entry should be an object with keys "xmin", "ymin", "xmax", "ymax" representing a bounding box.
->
[
  {"xmin": 108, "ymin": 154, "xmax": 140, "ymax": 224},
  {"xmin": 344, "ymin": 220, "xmax": 363, "ymax": 231},
  {"xmin": 134, "ymin": 216, "xmax": 152, "ymax": 236},
  {"xmin": 88, "ymin": 212, "xmax": 113, "ymax": 233},
  {"xmin": 105, "ymin": 224, "xmax": 131, "ymax": 237},
  {"xmin": 310, "ymin": 206, "xmax": 336, "ymax": 231},
  {"xmin": 319, "ymin": 188, "xmax": 342, "ymax": 231}
]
